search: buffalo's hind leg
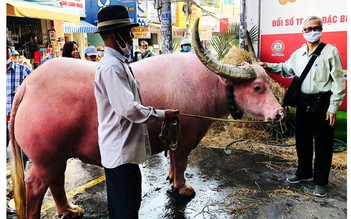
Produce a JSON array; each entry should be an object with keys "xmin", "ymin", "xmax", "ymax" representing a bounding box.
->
[
  {"xmin": 25, "ymin": 164, "xmax": 52, "ymax": 219},
  {"xmin": 49, "ymin": 161, "xmax": 85, "ymax": 218}
]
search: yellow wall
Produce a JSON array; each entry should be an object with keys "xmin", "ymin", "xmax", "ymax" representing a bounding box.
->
[{"xmin": 174, "ymin": 2, "xmax": 202, "ymax": 28}]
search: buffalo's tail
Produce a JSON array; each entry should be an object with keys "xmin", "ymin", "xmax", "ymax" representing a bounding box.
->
[{"xmin": 9, "ymin": 83, "xmax": 27, "ymax": 219}]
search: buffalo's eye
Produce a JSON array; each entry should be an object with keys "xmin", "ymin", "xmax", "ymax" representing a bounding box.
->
[{"xmin": 253, "ymin": 85, "xmax": 262, "ymax": 91}]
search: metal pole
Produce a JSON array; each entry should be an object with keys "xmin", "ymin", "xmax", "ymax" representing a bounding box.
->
[
  {"xmin": 257, "ymin": 0, "xmax": 261, "ymax": 59},
  {"xmin": 239, "ymin": 0, "xmax": 247, "ymax": 50},
  {"xmin": 161, "ymin": 0, "xmax": 172, "ymax": 54},
  {"xmin": 185, "ymin": 1, "xmax": 191, "ymax": 39}
]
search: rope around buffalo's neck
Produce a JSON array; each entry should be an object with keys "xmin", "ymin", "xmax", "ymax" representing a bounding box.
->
[{"xmin": 160, "ymin": 113, "xmax": 279, "ymax": 157}]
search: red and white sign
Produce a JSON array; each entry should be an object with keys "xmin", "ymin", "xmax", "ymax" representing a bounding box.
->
[{"xmin": 60, "ymin": 0, "xmax": 85, "ymax": 18}]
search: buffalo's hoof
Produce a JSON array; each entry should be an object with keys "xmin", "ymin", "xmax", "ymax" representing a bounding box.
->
[
  {"xmin": 58, "ymin": 203, "xmax": 85, "ymax": 218},
  {"xmin": 177, "ymin": 183, "xmax": 196, "ymax": 198},
  {"xmin": 69, "ymin": 203, "xmax": 85, "ymax": 217}
]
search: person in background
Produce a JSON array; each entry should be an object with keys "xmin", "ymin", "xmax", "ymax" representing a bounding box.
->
[
  {"xmin": 259, "ymin": 15, "xmax": 345, "ymax": 197},
  {"xmin": 84, "ymin": 45, "xmax": 99, "ymax": 62},
  {"xmin": 132, "ymin": 49, "xmax": 142, "ymax": 62},
  {"xmin": 96, "ymin": 45, "xmax": 105, "ymax": 62},
  {"xmin": 6, "ymin": 42, "xmax": 32, "ymax": 214},
  {"xmin": 18, "ymin": 55, "xmax": 32, "ymax": 70},
  {"xmin": 62, "ymin": 41, "xmax": 81, "ymax": 59},
  {"xmin": 94, "ymin": 5, "xmax": 179, "ymax": 218},
  {"xmin": 11, "ymin": 49, "xmax": 20, "ymax": 62},
  {"xmin": 140, "ymin": 40, "xmax": 156, "ymax": 59},
  {"xmin": 180, "ymin": 39, "xmax": 192, "ymax": 53},
  {"xmin": 6, "ymin": 41, "xmax": 31, "ymax": 162},
  {"xmin": 7, "ymin": 43, "xmax": 32, "ymax": 137},
  {"xmin": 41, "ymin": 48, "xmax": 55, "ymax": 64}
]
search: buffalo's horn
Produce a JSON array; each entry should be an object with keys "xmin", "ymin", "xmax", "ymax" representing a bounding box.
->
[{"xmin": 192, "ymin": 18, "xmax": 257, "ymax": 81}]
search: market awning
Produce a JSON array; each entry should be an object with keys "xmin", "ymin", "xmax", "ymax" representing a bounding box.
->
[
  {"xmin": 7, "ymin": 0, "xmax": 80, "ymax": 24},
  {"xmin": 63, "ymin": 20, "xmax": 98, "ymax": 33}
]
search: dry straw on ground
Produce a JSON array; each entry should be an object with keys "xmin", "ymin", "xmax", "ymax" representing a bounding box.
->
[{"xmin": 200, "ymin": 124, "xmax": 346, "ymax": 216}]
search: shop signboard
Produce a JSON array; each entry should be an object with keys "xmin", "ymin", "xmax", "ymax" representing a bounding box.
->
[
  {"xmin": 86, "ymin": 1, "xmax": 139, "ymax": 27},
  {"xmin": 133, "ymin": 27, "xmax": 151, "ymax": 39},
  {"xmin": 259, "ymin": 0, "xmax": 347, "ymax": 110},
  {"xmin": 60, "ymin": 0, "xmax": 86, "ymax": 17},
  {"xmin": 132, "ymin": 0, "xmax": 150, "ymax": 38},
  {"xmin": 7, "ymin": 0, "xmax": 80, "ymax": 23},
  {"xmin": 136, "ymin": 0, "xmax": 148, "ymax": 27}
]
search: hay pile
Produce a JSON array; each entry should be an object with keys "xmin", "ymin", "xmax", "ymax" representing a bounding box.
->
[{"xmin": 221, "ymin": 46, "xmax": 254, "ymax": 66}]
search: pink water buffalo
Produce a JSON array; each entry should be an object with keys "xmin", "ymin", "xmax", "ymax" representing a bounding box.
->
[{"xmin": 10, "ymin": 19, "xmax": 284, "ymax": 219}]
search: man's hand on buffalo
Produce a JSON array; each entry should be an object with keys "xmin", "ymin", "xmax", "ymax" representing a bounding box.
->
[
  {"xmin": 164, "ymin": 109, "xmax": 179, "ymax": 123},
  {"xmin": 257, "ymin": 62, "xmax": 267, "ymax": 69}
]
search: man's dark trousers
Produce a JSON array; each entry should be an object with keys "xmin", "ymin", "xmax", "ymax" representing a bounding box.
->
[
  {"xmin": 105, "ymin": 163, "xmax": 142, "ymax": 219},
  {"xmin": 295, "ymin": 105, "xmax": 334, "ymax": 186}
]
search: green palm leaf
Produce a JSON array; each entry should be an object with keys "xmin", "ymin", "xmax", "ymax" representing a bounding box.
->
[{"xmin": 210, "ymin": 22, "xmax": 258, "ymax": 61}]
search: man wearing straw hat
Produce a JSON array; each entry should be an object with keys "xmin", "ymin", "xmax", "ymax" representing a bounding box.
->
[{"xmin": 94, "ymin": 5, "xmax": 179, "ymax": 218}]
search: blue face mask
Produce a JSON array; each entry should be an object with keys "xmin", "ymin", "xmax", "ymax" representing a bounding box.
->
[{"xmin": 183, "ymin": 45, "xmax": 191, "ymax": 52}]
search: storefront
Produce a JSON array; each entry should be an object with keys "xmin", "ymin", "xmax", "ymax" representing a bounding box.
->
[
  {"xmin": 6, "ymin": 0, "xmax": 80, "ymax": 67},
  {"xmin": 6, "ymin": 16, "xmax": 43, "ymax": 60}
]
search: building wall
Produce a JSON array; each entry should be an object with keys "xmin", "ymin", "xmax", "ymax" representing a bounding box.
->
[{"xmin": 246, "ymin": 0, "xmax": 260, "ymax": 57}]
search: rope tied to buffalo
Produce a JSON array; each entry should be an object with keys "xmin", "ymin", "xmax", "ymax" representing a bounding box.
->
[
  {"xmin": 178, "ymin": 113, "xmax": 277, "ymax": 123},
  {"xmin": 159, "ymin": 120, "xmax": 181, "ymax": 157},
  {"xmin": 159, "ymin": 113, "xmax": 278, "ymax": 157}
]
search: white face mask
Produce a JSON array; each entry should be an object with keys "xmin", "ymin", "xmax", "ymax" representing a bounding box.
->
[
  {"xmin": 114, "ymin": 33, "xmax": 131, "ymax": 57},
  {"xmin": 6, "ymin": 58, "xmax": 12, "ymax": 65},
  {"xmin": 303, "ymin": 31, "xmax": 322, "ymax": 43},
  {"xmin": 97, "ymin": 51, "xmax": 104, "ymax": 57}
]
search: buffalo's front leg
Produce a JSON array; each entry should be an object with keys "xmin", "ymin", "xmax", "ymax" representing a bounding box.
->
[{"xmin": 169, "ymin": 148, "xmax": 195, "ymax": 198}]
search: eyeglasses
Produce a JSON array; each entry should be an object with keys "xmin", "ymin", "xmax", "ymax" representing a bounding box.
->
[{"xmin": 303, "ymin": 26, "xmax": 322, "ymax": 33}]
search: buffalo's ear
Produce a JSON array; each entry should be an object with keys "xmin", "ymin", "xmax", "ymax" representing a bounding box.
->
[{"xmin": 240, "ymin": 61, "xmax": 250, "ymax": 67}]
